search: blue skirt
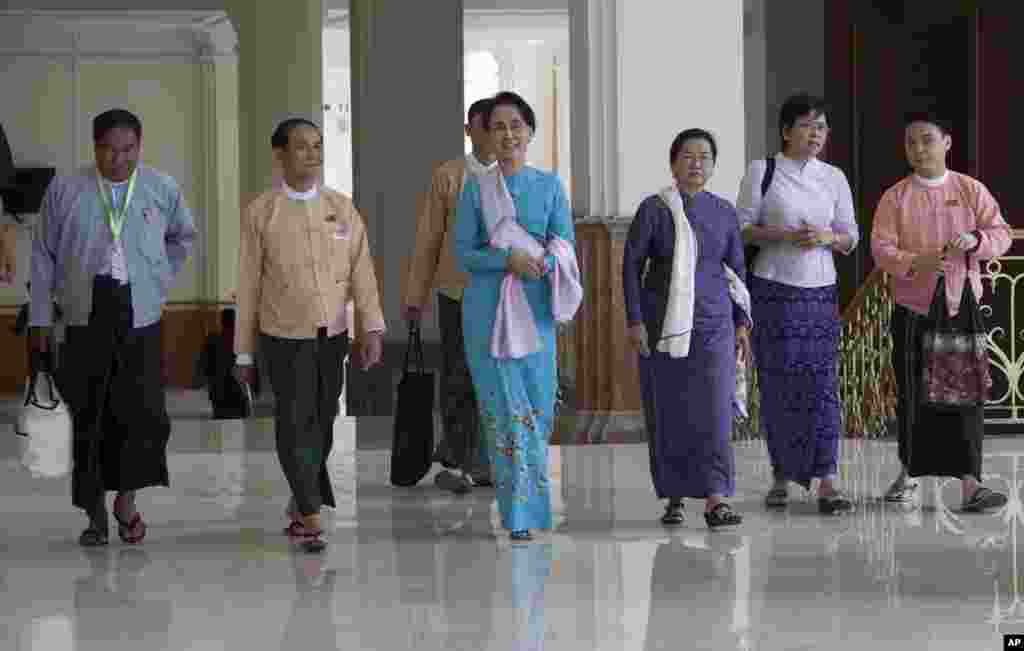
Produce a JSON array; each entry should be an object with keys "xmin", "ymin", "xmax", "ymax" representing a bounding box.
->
[
  {"xmin": 639, "ymin": 322, "xmax": 737, "ymax": 500},
  {"xmin": 750, "ymin": 276, "xmax": 842, "ymax": 488}
]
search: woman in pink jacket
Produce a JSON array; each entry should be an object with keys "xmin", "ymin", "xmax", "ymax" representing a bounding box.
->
[{"xmin": 871, "ymin": 111, "xmax": 1011, "ymax": 512}]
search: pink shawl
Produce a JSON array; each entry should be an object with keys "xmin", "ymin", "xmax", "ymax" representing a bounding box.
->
[{"xmin": 479, "ymin": 168, "xmax": 582, "ymax": 359}]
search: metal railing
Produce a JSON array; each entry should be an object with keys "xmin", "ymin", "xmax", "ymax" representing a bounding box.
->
[
  {"xmin": 740, "ymin": 240, "xmax": 1024, "ymax": 439},
  {"xmin": 733, "ymin": 269, "xmax": 897, "ymax": 440},
  {"xmin": 837, "ymin": 269, "xmax": 897, "ymax": 438}
]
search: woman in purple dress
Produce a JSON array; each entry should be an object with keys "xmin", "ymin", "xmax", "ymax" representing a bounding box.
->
[{"xmin": 623, "ymin": 129, "xmax": 752, "ymax": 529}]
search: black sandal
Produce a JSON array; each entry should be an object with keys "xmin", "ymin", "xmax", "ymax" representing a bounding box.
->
[
  {"xmin": 765, "ymin": 486, "xmax": 788, "ymax": 508},
  {"xmin": 470, "ymin": 475, "xmax": 494, "ymax": 488},
  {"xmin": 704, "ymin": 503, "xmax": 742, "ymax": 529},
  {"xmin": 818, "ymin": 492, "xmax": 854, "ymax": 515},
  {"xmin": 80, "ymin": 503, "xmax": 109, "ymax": 547},
  {"xmin": 962, "ymin": 486, "xmax": 1008, "ymax": 513},
  {"xmin": 432, "ymin": 447, "xmax": 458, "ymax": 470},
  {"xmin": 301, "ymin": 536, "xmax": 327, "ymax": 553},
  {"xmin": 78, "ymin": 527, "xmax": 109, "ymax": 547},
  {"xmin": 661, "ymin": 501, "xmax": 685, "ymax": 525}
]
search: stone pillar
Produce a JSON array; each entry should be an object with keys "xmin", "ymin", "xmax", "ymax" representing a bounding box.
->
[
  {"xmin": 563, "ymin": 0, "xmax": 746, "ymax": 443},
  {"xmin": 225, "ymin": 0, "xmax": 325, "ymax": 209},
  {"xmin": 194, "ymin": 19, "xmax": 239, "ymax": 304},
  {"xmin": 348, "ymin": 0, "xmax": 463, "ymax": 341},
  {"xmin": 346, "ymin": 0, "xmax": 463, "ymax": 417}
]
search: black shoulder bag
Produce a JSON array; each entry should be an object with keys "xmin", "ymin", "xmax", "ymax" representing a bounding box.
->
[{"xmin": 743, "ymin": 156, "xmax": 775, "ymax": 279}]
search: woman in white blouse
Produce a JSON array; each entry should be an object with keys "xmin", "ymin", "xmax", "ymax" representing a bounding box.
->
[{"xmin": 736, "ymin": 93, "xmax": 859, "ymax": 515}]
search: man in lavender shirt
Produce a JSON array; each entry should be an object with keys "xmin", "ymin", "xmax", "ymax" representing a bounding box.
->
[{"xmin": 30, "ymin": 109, "xmax": 196, "ymax": 547}]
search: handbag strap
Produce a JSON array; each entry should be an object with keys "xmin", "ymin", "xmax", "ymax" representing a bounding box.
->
[
  {"xmin": 404, "ymin": 323, "xmax": 426, "ymax": 374},
  {"xmin": 930, "ymin": 252, "xmax": 980, "ymax": 311},
  {"xmin": 24, "ymin": 350, "xmax": 60, "ymax": 411},
  {"xmin": 959, "ymin": 251, "xmax": 985, "ymax": 315},
  {"xmin": 761, "ymin": 156, "xmax": 775, "ymax": 197}
]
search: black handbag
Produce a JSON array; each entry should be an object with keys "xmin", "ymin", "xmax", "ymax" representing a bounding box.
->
[
  {"xmin": 389, "ymin": 324, "xmax": 435, "ymax": 487},
  {"xmin": 920, "ymin": 256, "xmax": 992, "ymax": 410}
]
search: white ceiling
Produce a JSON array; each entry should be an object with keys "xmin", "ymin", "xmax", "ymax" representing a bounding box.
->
[
  {"xmin": 0, "ymin": 2, "xmax": 569, "ymax": 57},
  {"xmin": 0, "ymin": 0, "xmax": 567, "ymax": 11}
]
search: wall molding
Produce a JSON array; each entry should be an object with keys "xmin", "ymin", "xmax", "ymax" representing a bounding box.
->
[
  {"xmin": 0, "ymin": 9, "xmax": 236, "ymax": 57},
  {"xmin": 569, "ymin": 0, "xmax": 620, "ymax": 220}
]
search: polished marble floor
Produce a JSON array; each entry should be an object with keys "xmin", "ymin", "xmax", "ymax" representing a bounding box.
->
[{"xmin": 2, "ymin": 398, "xmax": 1024, "ymax": 650}]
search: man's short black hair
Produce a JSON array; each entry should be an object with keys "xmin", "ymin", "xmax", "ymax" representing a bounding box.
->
[
  {"xmin": 93, "ymin": 108, "xmax": 142, "ymax": 142},
  {"xmin": 903, "ymin": 110, "xmax": 952, "ymax": 136},
  {"xmin": 467, "ymin": 98, "xmax": 494, "ymax": 125},
  {"xmin": 271, "ymin": 118, "xmax": 321, "ymax": 149}
]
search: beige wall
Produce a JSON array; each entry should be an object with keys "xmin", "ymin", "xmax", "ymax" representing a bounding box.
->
[
  {"xmin": 617, "ymin": 0, "xmax": 745, "ymax": 209},
  {"xmin": 0, "ymin": 12, "xmax": 240, "ymax": 307}
]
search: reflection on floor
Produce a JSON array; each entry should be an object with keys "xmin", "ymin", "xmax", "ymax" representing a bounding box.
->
[{"xmin": 2, "ymin": 410, "xmax": 1024, "ymax": 650}]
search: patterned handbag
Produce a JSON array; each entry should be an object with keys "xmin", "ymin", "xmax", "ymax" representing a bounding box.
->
[{"xmin": 920, "ymin": 257, "xmax": 992, "ymax": 409}]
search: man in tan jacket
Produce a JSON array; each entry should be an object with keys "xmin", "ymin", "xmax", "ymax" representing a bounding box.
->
[
  {"xmin": 235, "ymin": 118, "xmax": 385, "ymax": 552},
  {"xmin": 402, "ymin": 98, "xmax": 495, "ymax": 494}
]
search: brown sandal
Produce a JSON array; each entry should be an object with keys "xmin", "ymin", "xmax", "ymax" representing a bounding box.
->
[
  {"xmin": 286, "ymin": 521, "xmax": 323, "ymax": 538},
  {"xmin": 113, "ymin": 495, "xmax": 146, "ymax": 544},
  {"xmin": 114, "ymin": 511, "xmax": 146, "ymax": 544}
]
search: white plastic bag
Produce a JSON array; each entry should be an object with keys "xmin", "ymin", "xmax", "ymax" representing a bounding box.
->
[
  {"xmin": 15, "ymin": 370, "xmax": 72, "ymax": 478},
  {"xmin": 734, "ymin": 354, "xmax": 750, "ymax": 421}
]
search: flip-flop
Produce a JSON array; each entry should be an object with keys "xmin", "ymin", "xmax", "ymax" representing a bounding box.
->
[
  {"xmin": 286, "ymin": 521, "xmax": 323, "ymax": 537},
  {"xmin": 113, "ymin": 511, "xmax": 146, "ymax": 544},
  {"xmin": 660, "ymin": 502, "xmax": 685, "ymax": 525},
  {"xmin": 765, "ymin": 486, "xmax": 788, "ymax": 508},
  {"xmin": 286, "ymin": 521, "xmax": 326, "ymax": 552},
  {"xmin": 78, "ymin": 527, "xmax": 109, "ymax": 547},
  {"xmin": 704, "ymin": 503, "xmax": 743, "ymax": 529},
  {"xmin": 962, "ymin": 486, "xmax": 1008, "ymax": 513},
  {"xmin": 113, "ymin": 495, "xmax": 146, "ymax": 544},
  {"xmin": 818, "ymin": 492, "xmax": 854, "ymax": 515}
]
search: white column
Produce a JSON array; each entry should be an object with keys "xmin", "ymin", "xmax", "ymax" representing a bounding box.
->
[
  {"xmin": 744, "ymin": 0, "xmax": 769, "ymax": 161},
  {"xmin": 571, "ymin": 0, "xmax": 746, "ymax": 218},
  {"xmin": 569, "ymin": 0, "xmax": 620, "ymax": 220},
  {"xmin": 194, "ymin": 18, "xmax": 239, "ymax": 303},
  {"xmin": 194, "ymin": 43, "xmax": 218, "ymax": 305},
  {"xmin": 564, "ymin": 0, "xmax": 746, "ymax": 442}
]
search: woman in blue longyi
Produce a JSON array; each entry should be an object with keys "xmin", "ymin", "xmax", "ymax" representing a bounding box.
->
[{"xmin": 454, "ymin": 91, "xmax": 580, "ymax": 541}]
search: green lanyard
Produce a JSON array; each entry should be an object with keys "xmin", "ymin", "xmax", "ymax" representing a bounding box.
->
[{"xmin": 96, "ymin": 169, "xmax": 137, "ymax": 242}]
